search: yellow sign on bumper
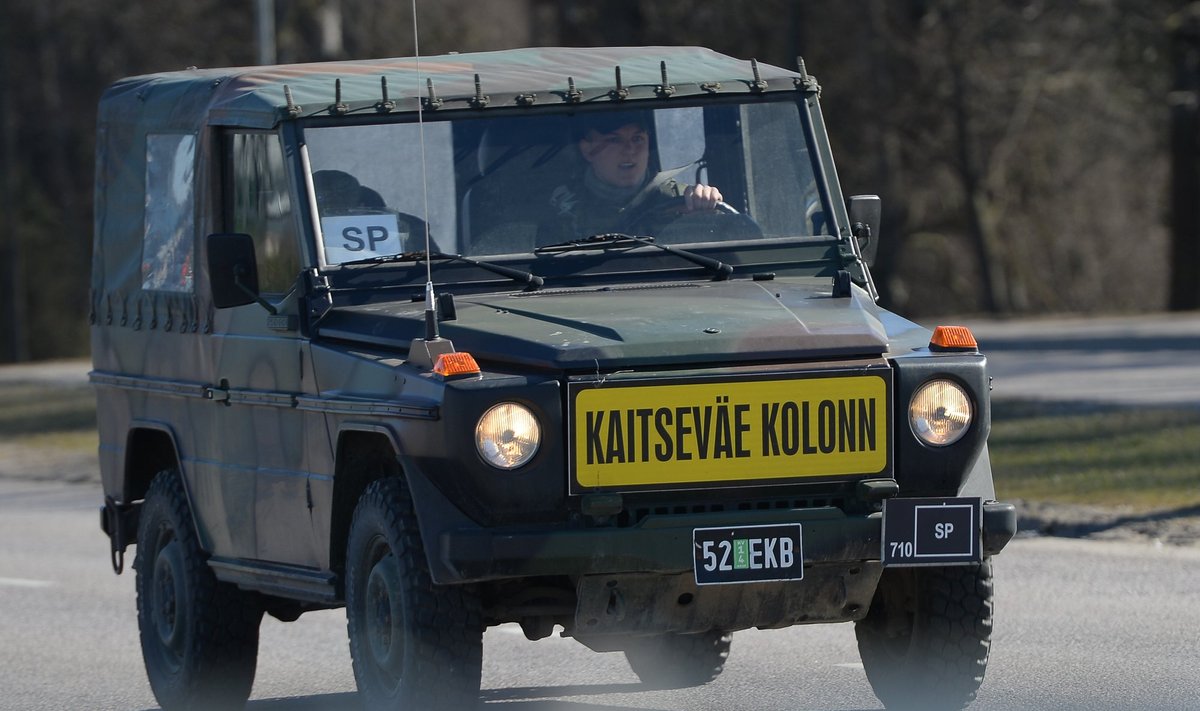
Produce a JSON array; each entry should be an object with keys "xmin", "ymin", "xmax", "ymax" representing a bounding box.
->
[{"xmin": 570, "ymin": 370, "xmax": 891, "ymax": 491}]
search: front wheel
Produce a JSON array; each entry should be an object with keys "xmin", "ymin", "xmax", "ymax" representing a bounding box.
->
[
  {"xmin": 855, "ymin": 562, "xmax": 994, "ymax": 711},
  {"xmin": 345, "ymin": 478, "xmax": 483, "ymax": 710},
  {"xmin": 623, "ymin": 631, "xmax": 732, "ymax": 689},
  {"xmin": 134, "ymin": 469, "xmax": 263, "ymax": 711}
]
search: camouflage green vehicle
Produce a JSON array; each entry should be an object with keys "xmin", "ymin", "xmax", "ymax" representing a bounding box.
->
[{"xmin": 92, "ymin": 47, "xmax": 1016, "ymax": 710}]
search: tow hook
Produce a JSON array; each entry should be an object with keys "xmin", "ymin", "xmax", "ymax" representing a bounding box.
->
[
  {"xmin": 100, "ymin": 496, "xmax": 140, "ymax": 574},
  {"xmin": 856, "ymin": 479, "xmax": 899, "ymax": 510}
]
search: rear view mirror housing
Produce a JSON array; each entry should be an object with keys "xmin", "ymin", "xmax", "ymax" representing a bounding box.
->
[
  {"xmin": 207, "ymin": 233, "xmax": 268, "ymax": 311},
  {"xmin": 847, "ymin": 195, "xmax": 881, "ymax": 267}
]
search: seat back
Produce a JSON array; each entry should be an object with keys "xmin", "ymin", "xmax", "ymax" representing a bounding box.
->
[{"xmin": 461, "ymin": 117, "xmax": 578, "ymax": 254}]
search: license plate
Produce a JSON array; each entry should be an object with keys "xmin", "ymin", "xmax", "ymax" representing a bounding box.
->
[
  {"xmin": 693, "ymin": 523, "xmax": 804, "ymax": 585},
  {"xmin": 882, "ymin": 497, "xmax": 982, "ymax": 567}
]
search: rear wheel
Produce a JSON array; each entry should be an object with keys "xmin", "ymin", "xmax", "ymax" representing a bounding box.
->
[
  {"xmin": 345, "ymin": 477, "xmax": 483, "ymax": 710},
  {"xmin": 855, "ymin": 562, "xmax": 994, "ymax": 711},
  {"xmin": 623, "ymin": 631, "xmax": 732, "ymax": 689},
  {"xmin": 134, "ymin": 469, "xmax": 263, "ymax": 711}
]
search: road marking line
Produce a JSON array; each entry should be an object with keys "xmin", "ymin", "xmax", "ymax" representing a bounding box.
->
[
  {"xmin": 0, "ymin": 577, "xmax": 55, "ymax": 588},
  {"xmin": 834, "ymin": 662, "xmax": 864, "ymax": 670}
]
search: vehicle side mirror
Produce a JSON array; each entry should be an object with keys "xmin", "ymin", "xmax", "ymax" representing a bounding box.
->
[
  {"xmin": 207, "ymin": 233, "xmax": 272, "ymax": 312},
  {"xmin": 847, "ymin": 195, "xmax": 881, "ymax": 267}
]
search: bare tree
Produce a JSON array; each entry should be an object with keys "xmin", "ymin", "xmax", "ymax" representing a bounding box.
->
[
  {"xmin": 1169, "ymin": 3, "xmax": 1200, "ymax": 311},
  {"xmin": 0, "ymin": 0, "xmax": 1185, "ymax": 362},
  {"xmin": 821, "ymin": 0, "xmax": 1172, "ymax": 316},
  {"xmin": 0, "ymin": 1, "xmax": 28, "ymax": 362}
]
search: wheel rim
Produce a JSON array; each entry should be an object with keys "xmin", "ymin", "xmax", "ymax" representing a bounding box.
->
[
  {"xmin": 151, "ymin": 538, "xmax": 187, "ymax": 672},
  {"xmin": 364, "ymin": 548, "xmax": 406, "ymax": 689}
]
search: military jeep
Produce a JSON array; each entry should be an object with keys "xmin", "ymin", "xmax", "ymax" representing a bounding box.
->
[{"xmin": 92, "ymin": 47, "xmax": 1016, "ymax": 710}]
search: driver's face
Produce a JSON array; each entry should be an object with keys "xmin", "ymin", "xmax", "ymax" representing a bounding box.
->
[{"xmin": 579, "ymin": 123, "xmax": 649, "ymax": 188}]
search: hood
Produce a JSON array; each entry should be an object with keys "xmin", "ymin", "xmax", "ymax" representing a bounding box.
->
[{"xmin": 315, "ymin": 279, "xmax": 889, "ymax": 371}]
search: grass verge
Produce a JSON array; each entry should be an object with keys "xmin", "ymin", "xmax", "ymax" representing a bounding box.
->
[
  {"xmin": 0, "ymin": 382, "xmax": 97, "ymax": 452},
  {"xmin": 990, "ymin": 401, "xmax": 1200, "ymax": 510},
  {"xmin": 2, "ymin": 376, "xmax": 1198, "ymax": 511}
]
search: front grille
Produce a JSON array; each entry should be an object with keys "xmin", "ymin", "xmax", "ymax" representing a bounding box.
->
[{"xmin": 616, "ymin": 494, "xmax": 847, "ymax": 528}]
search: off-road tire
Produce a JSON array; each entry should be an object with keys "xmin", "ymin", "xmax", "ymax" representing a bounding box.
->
[
  {"xmin": 855, "ymin": 562, "xmax": 994, "ymax": 711},
  {"xmin": 345, "ymin": 477, "xmax": 483, "ymax": 710},
  {"xmin": 623, "ymin": 630, "xmax": 733, "ymax": 689},
  {"xmin": 134, "ymin": 469, "xmax": 263, "ymax": 711}
]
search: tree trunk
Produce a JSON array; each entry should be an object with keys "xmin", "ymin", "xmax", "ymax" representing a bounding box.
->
[
  {"xmin": 0, "ymin": 3, "xmax": 28, "ymax": 363},
  {"xmin": 949, "ymin": 36, "xmax": 1005, "ymax": 313},
  {"xmin": 1169, "ymin": 5, "xmax": 1200, "ymax": 311}
]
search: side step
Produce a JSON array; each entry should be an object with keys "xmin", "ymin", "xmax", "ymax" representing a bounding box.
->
[{"xmin": 209, "ymin": 557, "xmax": 339, "ymax": 604}]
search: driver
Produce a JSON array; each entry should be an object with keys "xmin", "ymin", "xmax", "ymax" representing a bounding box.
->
[{"xmin": 538, "ymin": 113, "xmax": 723, "ymax": 241}]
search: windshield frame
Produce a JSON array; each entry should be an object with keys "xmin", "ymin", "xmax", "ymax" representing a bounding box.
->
[{"xmin": 293, "ymin": 91, "xmax": 860, "ymax": 293}]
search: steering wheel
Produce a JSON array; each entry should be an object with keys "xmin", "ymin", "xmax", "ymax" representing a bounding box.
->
[{"xmin": 618, "ymin": 196, "xmax": 762, "ymax": 243}]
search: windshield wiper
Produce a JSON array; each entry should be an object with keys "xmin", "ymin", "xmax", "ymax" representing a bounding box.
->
[
  {"xmin": 535, "ymin": 233, "xmax": 733, "ymax": 281},
  {"xmin": 340, "ymin": 251, "xmax": 544, "ymax": 291}
]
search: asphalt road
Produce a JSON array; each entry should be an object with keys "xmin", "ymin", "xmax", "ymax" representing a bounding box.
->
[
  {"xmin": 959, "ymin": 312, "xmax": 1200, "ymax": 406},
  {"xmin": 6, "ymin": 312, "xmax": 1196, "ymax": 487},
  {"xmin": 3, "ymin": 478, "xmax": 1198, "ymax": 711},
  {"xmin": 6, "ymin": 312, "xmax": 1200, "ymax": 406},
  {"xmin": 2, "ymin": 314, "xmax": 1198, "ymax": 709}
]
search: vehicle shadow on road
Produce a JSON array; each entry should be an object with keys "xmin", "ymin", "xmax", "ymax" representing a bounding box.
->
[
  {"xmin": 135, "ymin": 694, "xmax": 361, "ymax": 711},
  {"xmin": 487, "ymin": 683, "xmax": 879, "ymax": 711},
  {"xmin": 140, "ymin": 689, "xmax": 881, "ymax": 711},
  {"xmin": 242, "ymin": 685, "xmax": 670, "ymax": 711},
  {"xmin": 135, "ymin": 686, "xmax": 656, "ymax": 711},
  {"xmin": 480, "ymin": 682, "xmax": 657, "ymax": 709}
]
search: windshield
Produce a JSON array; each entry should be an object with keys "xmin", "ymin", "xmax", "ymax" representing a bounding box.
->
[{"xmin": 305, "ymin": 99, "xmax": 828, "ymax": 265}]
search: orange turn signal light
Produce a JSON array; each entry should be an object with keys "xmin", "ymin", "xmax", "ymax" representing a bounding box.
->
[
  {"xmin": 929, "ymin": 325, "xmax": 978, "ymax": 351},
  {"xmin": 433, "ymin": 351, "xmax": 481, "ymax": 378}
]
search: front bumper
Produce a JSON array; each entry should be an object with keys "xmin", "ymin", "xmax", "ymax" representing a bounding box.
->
[{"xmin": 438, "ymin": 500, "xmax": 1017, "ymax": 583}]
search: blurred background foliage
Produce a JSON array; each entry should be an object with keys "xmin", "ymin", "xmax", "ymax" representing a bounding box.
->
[{"xmin": 0, "ymin": 0, "xmax": 1192, "ymax": 361}]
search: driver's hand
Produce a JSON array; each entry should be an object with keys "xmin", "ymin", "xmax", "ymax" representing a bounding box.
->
[{"xmin": 684, "ymin": 184, "xmax": 723, "ymax": 211}]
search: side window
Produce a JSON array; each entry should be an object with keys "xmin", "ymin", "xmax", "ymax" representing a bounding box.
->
[
  {"xmin": 142, "ymin": 134, "xmax": 196, "ymax": 292},
  {"xmin": 226, "ymin": 132, "xmax": 301, "ymax": 294}
]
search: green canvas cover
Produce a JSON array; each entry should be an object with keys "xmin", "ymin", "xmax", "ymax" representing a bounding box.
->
[
  {"xmin": 90, "ymin": 47, "xmax": 806, "ymax": 329},
  {"xmin": 105, "ymin": 46, "xmax": 802, "ymax": 129}
]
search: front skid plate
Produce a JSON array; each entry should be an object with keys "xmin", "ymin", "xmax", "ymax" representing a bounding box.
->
[{"xmin": 573, "ymin": 563, "xmax": 883, "ymax": 637}]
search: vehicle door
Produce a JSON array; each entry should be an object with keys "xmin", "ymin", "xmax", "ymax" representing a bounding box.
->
[{"xmin": 208, "ymin": 129, "xmax": 329, "ymax": 568}]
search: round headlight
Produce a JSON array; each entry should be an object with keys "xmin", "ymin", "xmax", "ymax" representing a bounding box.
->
[
  {"xmin": 909, "ymin": 379, "xmax": 973, "ymax": 447},
  {"xmin": 475, "ymin": 403, "xmax": 541, "ymax": 469}
]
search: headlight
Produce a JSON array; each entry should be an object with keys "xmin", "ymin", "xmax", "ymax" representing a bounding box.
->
[
  {"xmin": 909, "ymin": 379, "xmax": 973, "ymax": 447},
  {"xmin": 475, "ymin": 403, "xmax": 541, "ymax": 469}
]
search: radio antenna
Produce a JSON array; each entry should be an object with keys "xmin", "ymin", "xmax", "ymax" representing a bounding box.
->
[{"xmin": 411, "ymin": 0, "xmax": 438, "ymax": 342}]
